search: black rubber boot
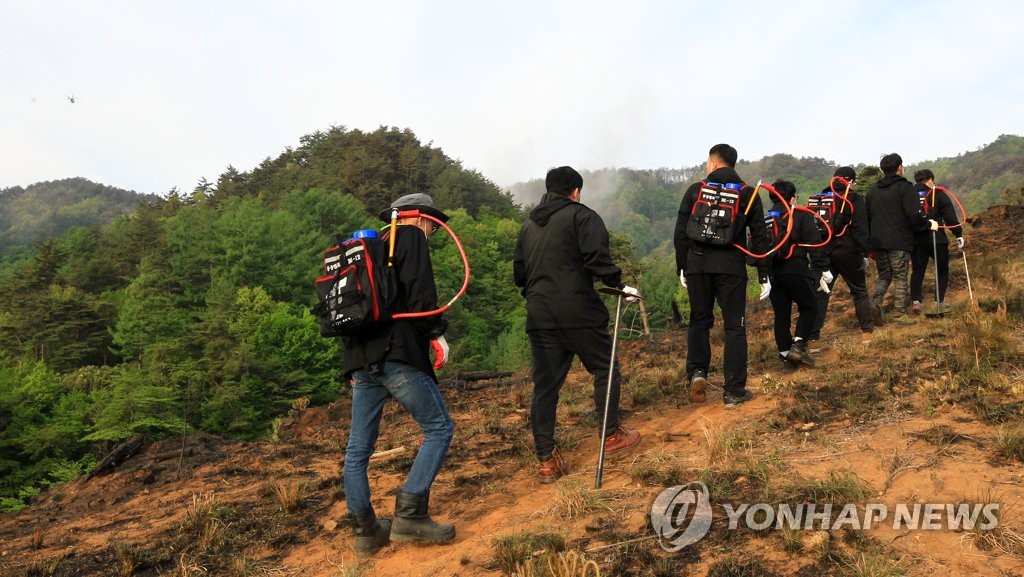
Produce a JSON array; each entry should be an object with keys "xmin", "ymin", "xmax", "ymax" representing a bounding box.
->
[
  {"xmin": 349, "ymin": 506, "xmax": 391, "ymax": 557},
  {"xmin": 788, "ymin": 339, "xmax": 816, "ymax": 366},
  {"xmin": 391, "ymin": 491, "xmax": 455, "ymax": 544}
]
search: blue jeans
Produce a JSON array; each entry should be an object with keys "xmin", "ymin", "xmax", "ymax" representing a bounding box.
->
[{"xmin": 344, "ymin": 362, "xmax": 454, "ymax": 514}]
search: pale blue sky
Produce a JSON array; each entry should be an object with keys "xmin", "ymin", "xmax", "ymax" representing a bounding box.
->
[{"xmin": 3, "ymin": 0, "xmax": 1022, "ymax": 194}]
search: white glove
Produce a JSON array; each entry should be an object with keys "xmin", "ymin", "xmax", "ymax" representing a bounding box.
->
[
  {"xmin": 679, "ymin": 270, "xmax": 687, "ymax": 288},
  {"xmin": 929, "ymin": 219, "xmax": 939, "ymax": 231},
  {"xmin": 430, "ymin": 336, "xmax": 449, "ymax": 370},
  {"xmin": 821, "ymin": 270, "xmax": 834, "ymax": 285},
  {"xmin": 758, "ymin": 279, "xmax": 771, "ymax": 301},
  {"xmin": 817, "ymin": 274, "xmax": 832, "ymax": 294},
  {"xmin": 956, "ymin": 237, "xmax": 965, "ymax": 250},
  {"xmin": 860, "ymin": 257, "xmax": 870, "ymax": 271},
  {"xmin": 622, "ymin": 285, "xmax": 640, "ymax": 303}
]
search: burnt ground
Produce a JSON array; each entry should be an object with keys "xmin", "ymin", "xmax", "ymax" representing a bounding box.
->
[{"xmin": 2, "ymin": 204, "xmax": 1024, "ymax": 577}]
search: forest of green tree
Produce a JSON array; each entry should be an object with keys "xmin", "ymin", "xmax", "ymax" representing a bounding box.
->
[
  {"xmin": 1, "ymin": 128, "xmax": 1021, "ymax": 510},
  {"xmin": 0, "ymin": 178, "xmax": 159, "ymax": 260}
]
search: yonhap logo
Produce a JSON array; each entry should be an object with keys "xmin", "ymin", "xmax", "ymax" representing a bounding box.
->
[
  {"xmin": 650, "ymin": 482, "xmax": 713, "ymax": 551},
  {"xmin": 649, "ymin": 479, "xmax": 1001, "ymax": 552}
]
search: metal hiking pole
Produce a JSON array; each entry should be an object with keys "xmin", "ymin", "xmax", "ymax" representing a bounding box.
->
[
  {"xmin": 595, "ymin": 286, "xmax": 637, "ymax": 489},
  {"xmin": 929, "ymin": 230, "xmax": 942, "ymax": 317},
  {"xmin": 963, "ymin": 249, "xmax": 974, "ymax": 303}
]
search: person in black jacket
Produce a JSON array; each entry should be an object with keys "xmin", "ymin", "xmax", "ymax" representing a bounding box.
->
[
  {"xmin": 513, "ymin": 166, "xmax": 641, "ymax": 484},
  {"xmin": 866, "ymin": 153, "xmax": 938, "ymax": 324},
  {"xmin": 674, "ymin": 144, "xmax": 771, "ymax": 407},
  {"xmin": 810, "ymin": 167, "xmax": 875, "ymax": 344},
  {"xmin": 909, "ymin": 169, "xmax": 964, "ymax": 314},
  {"xmin": 342, "ymin": 193, "xmax": 456, "ymax": 554},
  {"xmin": 765, "ymin": 180, "xmax": 829, "ymax": 371}
]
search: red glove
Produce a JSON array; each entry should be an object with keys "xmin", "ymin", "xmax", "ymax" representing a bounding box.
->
[{"xmin": 430, "ymin": 336, "xmax": 449, "ymax": 370}]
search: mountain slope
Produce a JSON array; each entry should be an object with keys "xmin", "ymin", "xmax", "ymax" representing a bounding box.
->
[
  {"xmin": 0, "ymin": 178, "xmax": 158, "ymax": 255},
  {"xmin": 2, "ymin": 203, "xmax": 1022, "ymax": 577}
]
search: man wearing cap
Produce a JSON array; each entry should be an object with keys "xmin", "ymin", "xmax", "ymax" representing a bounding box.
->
[
  {"xmin": 342, "ymin": 193, "xmax": 456, "ymax": 555},
  {"xmin": 865, "ymin": 153, "xmax": 938, "ymax": 324},
  {"xmin": 909, "ymin": 169, "xmax": 964, "ymax": 315},
  {"xmin": 513, "ymin": 166, "xmax": 642, "ymax": 484},
  {"xmin": 810, "ymin": 166, "xmax": 875, "ymax": 344}
]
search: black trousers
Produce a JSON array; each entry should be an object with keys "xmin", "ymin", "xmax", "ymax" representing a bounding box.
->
[
  {"xmin": 769, "ymin": 273, "xmax": 819, "ymax": 353},
  {"xmin": 812, "ymin": 250, "xmax": 874, "ymax": 335},
  {"xmin": 685, "ymin": 272, "xmax": 748, "ymax": 395},
  {"xmin": 527, "ymin": 327, "xmax": 621, "ymax": 460},
  {"xmin": 910, "ymin": 240, "xmax": 950, "ymax": 303}
]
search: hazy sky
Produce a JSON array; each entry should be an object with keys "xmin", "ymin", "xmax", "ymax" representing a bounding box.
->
[{"xmin": 3, "ymin": 0, "xmax": 1023, "ymax": 194}]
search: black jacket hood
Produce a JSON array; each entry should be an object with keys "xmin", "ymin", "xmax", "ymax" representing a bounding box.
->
[
  {"xmin": 706, "ymin": 166, "xmax": 744, "ymax": 184},
  {"xmin": 876, "ymin": 174, "xmax": 909, "ymax": 189},
  {"xmin": 529, "ymin": 192, "xmax": 575, "ymax": 226}
]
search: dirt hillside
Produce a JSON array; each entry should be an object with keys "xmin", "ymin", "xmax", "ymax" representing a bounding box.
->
[{"xmin": 2, "ymin": 204, "xmax": 1024, "ymax": 577}]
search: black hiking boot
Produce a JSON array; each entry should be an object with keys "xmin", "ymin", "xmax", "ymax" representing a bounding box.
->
[
  {"xmin": 723, "ymin": 390, "xmax": 753, "ymax": 408},
  {"xmin": 349, "ymin": 506, "xmax": 391, "ymax": 557},
  {"xmin": 391, "ymin": 491, "xmax": 455, "ymax": 544},
  {"xmin": 787, "ymin": 339, "xmax": 815, "ymax": 366}
]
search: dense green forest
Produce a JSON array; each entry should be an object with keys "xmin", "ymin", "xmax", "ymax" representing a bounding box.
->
[
  {"xmin": 0, "ymin": 178, "xmax": 159, "ymax": 260},
  {"xmin": 1, "ymin": 128, "xmax": 1021, "ymax": 511}
]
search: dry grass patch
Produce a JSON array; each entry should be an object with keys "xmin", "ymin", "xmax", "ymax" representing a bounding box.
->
[
  {"xmin": 845, "ymin": 552, "xmax": 903, "ymax": 577},
  {"xmin": 699, "ymin": 418, "xmax": 753, "ymax": 466},
  {"xmin": 272, "ymin": 479, "xmax": 307, "ymax": 513},
  {"xmin": 491, "ymin": 532, "xmax": 566, "ymax": 575},
  {"xmin": 552, "ymin": 479, "xmax": 612, "ymax": 520}
]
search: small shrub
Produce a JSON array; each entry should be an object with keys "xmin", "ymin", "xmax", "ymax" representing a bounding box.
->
[
  {"xmin": 707, "ymin": 556, "xmax": 780, "ymax": 577},
  {"xmin": 491, "ymin": 532, "xmax": 566, "ymax": 575},
  {"xmin": 699, "ymin": 418, "xmax": 752, "ymax": 466},
  {"xmin": 626, "ymin": 450, "xmax": 684, "ymax": 487},
  {"xmin": 994, "ymin": 425, "xmax": 1024, "ymax": 462},
  {"xmin": 553, "ymin": 479, "xmax": 611, "ymax": 520},
  {"xmin": 272, "ymin": 479, "xmax": 307, "ymax": 513},
  {"xmin": 785, "ymin": 471, "xmax": 874, "ymax": 503},
  {"xmin": 845, "ymin": 552, "xmax": 903, "ymax": 577}
]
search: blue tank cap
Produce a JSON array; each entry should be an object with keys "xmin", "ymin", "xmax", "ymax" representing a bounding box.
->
[
  {"xmin": 724, "ymin": 183, "xmax": 743, "ymax": 191},
  {"xmin": 767, "ymin": 210, "xmax": 782, "ymax": 217},
  {"xmin": 352, "ymin": 229, "xmax": 379, "ymax": 239},
  {"xmin": 918, "ymin": 190, "xmax": 928, "ymax": 195}
]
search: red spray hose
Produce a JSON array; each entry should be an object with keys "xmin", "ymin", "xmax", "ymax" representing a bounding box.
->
[
  {"xmin": 386, "ymin": 209, "xmax": 471, "ymax": 319},
  {"xmin": 828, "ymin": 177, "xmax": 856, "ymax": 238},
  {"xmin": 933, "ymin": 186, "xmax": 969, "ymax": 230},
  {"xmin": 792, "ymin": 205, "xmax": 834, "ymax": 249},
  {"xmin": 733, "ymin": 181, "xmax": 796, "ymax": 259}
]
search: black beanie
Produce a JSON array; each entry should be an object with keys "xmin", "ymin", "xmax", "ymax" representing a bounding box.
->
[{"xmin": 834, "ymin": 166, "xmax": 856, "ymax": 181}]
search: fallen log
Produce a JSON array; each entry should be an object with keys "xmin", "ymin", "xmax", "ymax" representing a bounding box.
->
[{"xmin": 85, "ymin": 434, "xmax": 146, "ymax": 480}]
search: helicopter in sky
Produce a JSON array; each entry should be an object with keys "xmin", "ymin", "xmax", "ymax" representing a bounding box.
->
[{"xmin": 66, "ymin": 94, "xmax": 76, "ymax": 104}]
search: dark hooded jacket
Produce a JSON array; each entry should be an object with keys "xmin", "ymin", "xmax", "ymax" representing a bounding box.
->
[
  {"xmin": 674, "ymin": 167, "xmax": 771, "ymax": 278},
  {"xmin": 913, "ymin": 184, "xmax": 963, "ymax": 247},
  {"xmin": 866, "ymin": 174, "xmax": 932, "ymax": 252},
  {"xmin": 513, "ymin": 192, "xmax": 622, "ymax": 331}
]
